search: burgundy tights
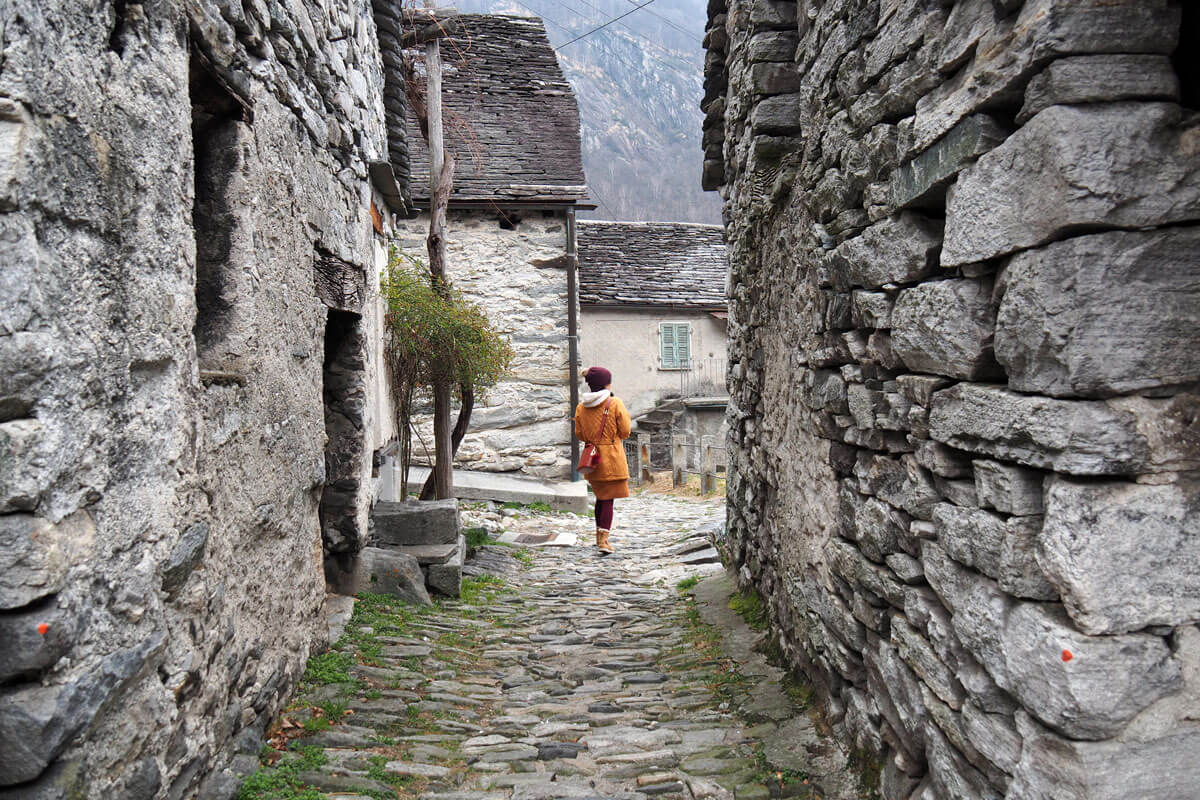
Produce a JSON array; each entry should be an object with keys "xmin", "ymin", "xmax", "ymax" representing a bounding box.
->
[{"xmin": 595, "ymin": 499, "xmax": 614, "ymax": 530}]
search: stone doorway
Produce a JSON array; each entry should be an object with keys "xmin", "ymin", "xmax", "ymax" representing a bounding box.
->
[{"xmin": 320, "ymin": 308, "xmax": 366, "ymax": 555}]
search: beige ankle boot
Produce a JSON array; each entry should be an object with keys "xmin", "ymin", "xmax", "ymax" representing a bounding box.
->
[{"xmin": 597, "ymin": 529, "xmax": 614, "ymax": 554}]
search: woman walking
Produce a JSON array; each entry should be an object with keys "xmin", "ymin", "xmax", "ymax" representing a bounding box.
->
[{"xmin": 575, "ymin": 366, "xmax": 631, "ymax": 554}]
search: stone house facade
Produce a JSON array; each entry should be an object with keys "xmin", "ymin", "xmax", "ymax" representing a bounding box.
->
[
  {"xmin": 578, "ymin": 221, "xmax": 729, "ymax": 418},
  {"xmin": 0, "ymin": 1, "xmax": 413, "ymax": 797},
  {"xmin": 704, "ymin": 1, "xmax": 1200, "ymax": 799},
  {"xmin": 392, "ymin": 14, "xmax": 591, "ymax": 481}
]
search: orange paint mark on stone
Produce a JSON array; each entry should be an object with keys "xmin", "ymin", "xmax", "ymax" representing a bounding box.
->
[
  {"xmin": 1061, "ymin": 649, "xmax": 1074, "ymax": 662},
  {"xmin": 37, "ymin": 623, "xmax": 50, "ymax": 635}
]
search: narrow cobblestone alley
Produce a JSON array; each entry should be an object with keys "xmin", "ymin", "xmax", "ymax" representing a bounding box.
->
[{"xmin": 237, "ymin": 493, "xmax": 868, "ymax": 800}]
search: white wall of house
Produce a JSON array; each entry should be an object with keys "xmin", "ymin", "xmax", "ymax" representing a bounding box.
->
[
  {"xmin": 393, "ymin": 208, "xmax": 574, "ymax": 479},
  {"xmin": 580, "ymin": 306, "xmax": 727, "ymax": 418}
]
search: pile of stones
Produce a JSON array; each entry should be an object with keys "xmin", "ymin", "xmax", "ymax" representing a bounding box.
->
[{"xmin": 328, "ymin": 500, "xmax": 466, "ymax": 603}]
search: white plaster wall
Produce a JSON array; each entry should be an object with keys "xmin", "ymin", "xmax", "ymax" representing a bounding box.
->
[
  {"xmin": 366, "ymin": 217, "xmax": 400, "ymax": 505},
  {"xmin": 395, "ymin": 209, "xmax": 573, "ymax": 479},
  {"xmin": 580, "ymin": 307, "xmax": 728, "ymax": 417}
]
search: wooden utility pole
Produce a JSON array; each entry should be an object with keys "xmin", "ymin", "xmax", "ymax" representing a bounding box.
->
[{"xmin": 424, "ymin": 2, "xmax": 455, "ymax": 500}]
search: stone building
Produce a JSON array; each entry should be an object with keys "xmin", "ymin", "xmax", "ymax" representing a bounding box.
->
[
  {"xmin": 391, "ymin": 14, "xmax": 591, "ymax": 482},
  {"xmin": 578, "ymin": 221, "xmax": 729, "ymax": 417},
  {"xmin": 0, "ymin": 1, "xmax": 411, "ymax": 796},
  {"xmin": 703, "ymin": 1, "xmax": 1200, "ymax": 799}
]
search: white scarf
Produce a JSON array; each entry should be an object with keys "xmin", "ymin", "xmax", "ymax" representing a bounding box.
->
[{"xmin": 581, "ymin": 388, "xmax": 612, "ymax": 408}]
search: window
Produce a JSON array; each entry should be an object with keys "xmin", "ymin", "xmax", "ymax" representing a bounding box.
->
[{"xmin": 659, "ymin": 322, "xmax": 692, "ymax": 370}]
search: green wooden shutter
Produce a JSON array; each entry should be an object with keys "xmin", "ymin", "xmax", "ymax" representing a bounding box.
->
[
  {"xmin": 660, "ymin": 323, "xmax": 692, "ymax": 369},
  {"xmin": 676, "ymin": 323, "xmax": 691, "ymax": 369},
  {"xmin": 660, "ymin": 323, "xmax": 677, "ymax": 368}
]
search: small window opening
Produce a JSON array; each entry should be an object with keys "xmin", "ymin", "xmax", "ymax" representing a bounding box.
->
[
  {"xmin": 497, "ymin": 212, "xmax": 522, "ymax": 230},
  {"xmin": 190, "ymin": 47, "xmax": 242, "ymax": 361},
  {"xmin": 1174, "ymin": 4, "xmax": 1200, "ymax": 110}
]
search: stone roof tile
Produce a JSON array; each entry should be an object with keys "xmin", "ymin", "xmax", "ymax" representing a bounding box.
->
[
  {"xmin": 399, "ymin": 15, "xmax": 588, "ymax": 203},
  {"xmin": 578, "ymin": 221, "xmax": 728, "ymax": 309}
]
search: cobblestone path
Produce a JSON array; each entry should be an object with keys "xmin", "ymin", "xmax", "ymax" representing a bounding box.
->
[{"xmin": 239, "ymin": 493, "xmax": 866, "ymax": 800}]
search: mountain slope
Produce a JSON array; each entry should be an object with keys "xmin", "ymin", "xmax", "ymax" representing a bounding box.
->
[{"xmin": 447, "ymin": 0, "xmax": 720, "ymax": 223}]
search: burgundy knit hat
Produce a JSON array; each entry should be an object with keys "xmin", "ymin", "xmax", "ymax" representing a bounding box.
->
[{"xmin": 584, "ymin": 366, "xmax": 612, "ymax": 392}]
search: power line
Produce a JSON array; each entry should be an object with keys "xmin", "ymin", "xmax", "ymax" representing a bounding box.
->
[
  {"xmin": 555, "ymin": 0, "xmax": 658, "ymax": 49},
  {"xmin": 511, "ymin": 0, "xmax": 694, "ymax": 82},
  {"xmin": 619, "ymin": 0, "xmax": 695, "ymax": 39}
]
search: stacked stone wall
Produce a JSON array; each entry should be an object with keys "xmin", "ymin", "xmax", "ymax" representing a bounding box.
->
[
  {"xmin": 0, "ymin": 2, "xmax": 397, "ymax": 797},
  {"xmin": 704, "ymin": 1, "xmax": 1200, "ymax": 798},
  {"xmin": 395, "ymin": 210, "xmax": 575, "ymax": 480}
]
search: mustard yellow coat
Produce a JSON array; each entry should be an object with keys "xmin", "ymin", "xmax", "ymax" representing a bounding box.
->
[{"xmin": 574, "ymin": 395, "xmax": 632, "ymax": 499}]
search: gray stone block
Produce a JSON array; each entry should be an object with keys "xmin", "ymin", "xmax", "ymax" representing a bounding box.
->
[
  {"xmin": 910, "ymin": 0, "xmax": 1180, "ymax": 158},
  {"xmin": 825, "ymin": 212, "xmax": 943, "ymax": 290},
  {"xmin": 0, "ymin": 632, "xmax": 163, "ymax": 785},
  {"xmin": 904, "ymin": 585, "xmax": 1014, "ymax": 715},
  {"xmin": 924, "ymin": 541, "xmax": 1181, "ymax": 740},
  {"xmin": 892, "ymin": 278, "xmax": 1001, "ymax": 381},
  {"xmin": 933, "ymin": 503, "xmax": 1056, "ymax": 600},
  {"xmin": 1038, "ymin": 476, "xmax": 1200, "ymax": 635},
  {"xmin": 747, "ymin": 30, "xmax": 798, "ymax": 62},
  {"xmin": 929, "ymin": 383, "xmax": 1200, "ymax": 475},
  {"xmin": 896, "ymin": 374, "xmax": 951, "ymax": 407},
  {"xmin": 372, "ymin": 499, "xmax": 460, "ymax": 546},
  {"xmin": 864, "ymin": 639, "xmax": 928, "ymax": 762},
  {"xmin": 749, "ymin": 94, "xmax": 802, "ymax": 135},
  {"xmin": 891, "ymin": 114, "xmax": 1008, "ymax": 209},
  {"xmin": 943, "ymin": 104, "xmax": 1200, "ymax": 266},
  {"xmin": 0, "ymin": 419, "xmax": 42, "ymax": 512},
  {"xmin": 161, "ymin": 522, "xmax": 210, "ymax": 594},
  {"xmin": 995, "ymin": 227, "xmax": 1200, "ymax": 398},
  {"xmin": 1009, "ymin": 711, "xmax": 1200, "ymax": 800},
  {"xmin": 748, "ymin": 0, "xmax": 796, "ymax": 30},
  {"xmin": 0, "ymin": 511, "xmax": 93, "ymax": 610},
  {"xmin": 828, "ymin": 539, "xmax": 906, "ymax": 608},
  {"xmin": 0, "ymin": 600, "xmax": 78, "ymax": 683},
  {"xmin": 1018, "ymin": 54, "xmax": 1180, "ymax": 124},
  {"xmin": 749, "ymin": 63, "xmax": 802, "ymax": 96},
  {"xmin": 923, "ymin": 718, "xmax": 1002, "ymax": 800},
  {"xmin": 426, "ymin": 534, "xmax": 465, "ymax": 598},
  {"xmin": 933, "ymin": 476, "xmax": 977, "ymax": 509},
  {"xmin": 850, "ymin": 290, "xmax": 893, "ymax": 329},
  {"xmin": 913, "ymin": 440, "xmax": 973, "ymax": 480},
  {"xmin": 961, "ymin": 701, "xmax": 1020, "ymax": 775},
  {"xmin": 325, "ymin": 548, "xmax": 431, "ymax": 606},
  {"xmin": 749, "ymin": 135, "xmax": 800, "ymax": 165},
  {"xmin": 892, "ymin": 616, "xmax": 964, "ymax": 710},
  {"xmin": 854, "ymin": 453, "xmax": 941, "ymax": 521},
  {"xmin": 972, "ymin": 460, "xmax": 1043, "ymax": 516}
]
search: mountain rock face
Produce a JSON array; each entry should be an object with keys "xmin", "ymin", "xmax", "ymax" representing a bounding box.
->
[{"xmin": 453, "ymin": 0, "xmax": 722, "ymax": 223}]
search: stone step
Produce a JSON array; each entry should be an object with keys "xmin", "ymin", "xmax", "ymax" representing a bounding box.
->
[
  {"xmin": 388, "ymin": 542, "xmax": 459, "ymax": 565},
  {"xmin": 372, "ymin": 499, "xmax": 460, "ymax": 546},
  {"xmin": 402, "ymin": 466, "xmax": 589, "ymax": 514},
  {"xmin": 678, "ymin": 547, "xmax": 722, "ymax": 565}
]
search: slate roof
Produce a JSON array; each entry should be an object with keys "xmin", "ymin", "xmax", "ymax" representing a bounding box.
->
[
  {"xmin": 578, "ymin": 222, "xmax": 729, "ymax": 309},
  {"xmin": 400, "ymin": 14, "xmax": 588, "ymax": 204}
]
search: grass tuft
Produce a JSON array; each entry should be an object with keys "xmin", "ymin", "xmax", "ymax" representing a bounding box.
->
[
  {"xmin": 676, "ymin": 575, "xmax": 701, "ymax": 593},
  {"xmin": 728, "ymin": 588, "xmax": 769, "ymax": 631}
]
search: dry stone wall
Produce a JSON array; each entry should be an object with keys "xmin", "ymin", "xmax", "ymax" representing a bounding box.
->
[
  {"xmin": 395, "ymin": 211, "xmax": 575, "ymax": 480},
  {"xmin": 703, "ymin": 2, "xmax": 1200, "ymax": 798},
  {"xmin": 0, "ymin": 2, "xmax": 399, "ymax": 798}
]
